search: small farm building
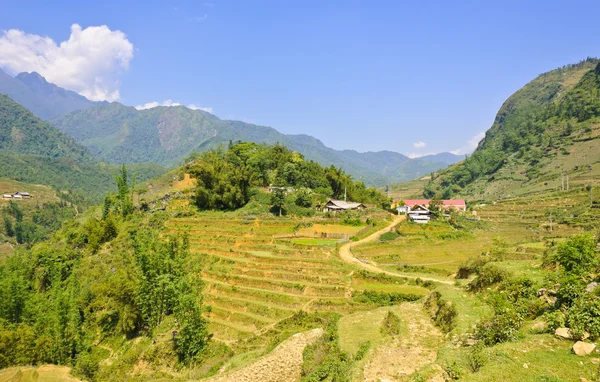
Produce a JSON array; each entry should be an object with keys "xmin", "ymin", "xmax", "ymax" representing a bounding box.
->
[{"xmin": 322, "ymin": 199, "xmax": 366, "ymax": 212}]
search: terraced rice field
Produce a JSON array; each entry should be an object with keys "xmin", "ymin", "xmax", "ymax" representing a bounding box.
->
[
  {"xmin": 166, "ymin": 216, "xmax": 360, "ymax": 342},
  {"xmin": 352, "ymin": 193, "xmax": 591, "ymax": 275}
]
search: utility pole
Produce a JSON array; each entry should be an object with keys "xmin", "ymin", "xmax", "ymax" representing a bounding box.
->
[
  {"xmin": 344, "ymin": 186, "xmax": 347, "ymax": 202},
  {"xmin": 549, "ymin": 212, "xmax": 553, "ymax": 232},
  {"xmin": 566, "ymin": 175, "xmax": 569, "ymax": 191},
  {"xmin": 561, "ymin": 171, "xmax": 564, "ymax": 191}
]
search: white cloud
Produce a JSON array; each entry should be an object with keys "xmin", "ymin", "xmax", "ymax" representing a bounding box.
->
[
  {"xmin": 193, "ymin": 14, "xmax": 208, "ymax": 22},
  {"xmin": 450, "ymin": 132, "xmax": 485, "ymax": 155},
  {"xmin": 0, "ymin": 24, "xmax": 133, "ymax": 102},
  {"xmin": 136, "ymin": 99, "xmax": 213, "ymax": 113},
  {"xmin": 407, "ymin": 152, "xmax": 436, "ymax": 159},
  {"xmin": 413, "ymin": 141, "xmax": 426, "ymax": 149}
]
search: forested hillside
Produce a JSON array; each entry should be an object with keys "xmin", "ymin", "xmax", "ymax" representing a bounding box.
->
[
  {"xmin": 0, "ymin": 168, "xmax": 208, "ymax": 380},
  {"xmin": 183, "ymin": 142, "xmax": 390, "ymax": 212},
  {"xmin": 0, "ymin": 95, "xmax": 164, "ymax": 204},
  {"xmin": 424, "ymin": 58, "xmax": 600, "ymax": 200},
  {"xmin": 0, "ymin": 69, "xmax": 100, "ymax": 120},
  {"xmin": 51, "ymin": 102, "xmax": 460, "ymax": 185}
]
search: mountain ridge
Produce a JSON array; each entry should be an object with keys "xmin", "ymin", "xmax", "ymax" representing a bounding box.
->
[
  {"xmin": 422, "ymin": 57, "xmax": 600, "ymax": 200},
  {"xmin": 0, "ymin": 68, "xmax": 100, "ymax": 120},
  {"xmin": 51, "ymin": 102, "xmax": 461, "ymax": 185}
]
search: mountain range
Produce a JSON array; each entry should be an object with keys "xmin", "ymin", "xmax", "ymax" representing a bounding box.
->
[
  {"xmin": 0, "ymin": 69, "xmax": 461, "ymax": 186},
  {"xmin": 0, "ymin": 94, "xmax": 163, "ymax": 203},
  {"xmin": 0, "ymin": 68, "xmax": 101, "ymax": 120}
]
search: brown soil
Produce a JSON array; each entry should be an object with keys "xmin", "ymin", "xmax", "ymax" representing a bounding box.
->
[
  {"xmin": 205, "ymin": 328, "xmax": 323, "ymax": 382},
  {"xmin": 362, "ymin": 303, "xmax": 443, "ymax": 381}
]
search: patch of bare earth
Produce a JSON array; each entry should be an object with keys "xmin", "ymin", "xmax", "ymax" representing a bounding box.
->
[
  {"xmin": 362, "ymin": 303, "xmax": 443, "ymax": 382},
  {"xmin": 205, "ymin": 328, "xmax": 323, "ymax": 382}
]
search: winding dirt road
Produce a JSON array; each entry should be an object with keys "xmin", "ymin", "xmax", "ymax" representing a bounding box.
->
[{"xmin": 339, "ymin": 215, "xmax": 454, "ymax": 285}]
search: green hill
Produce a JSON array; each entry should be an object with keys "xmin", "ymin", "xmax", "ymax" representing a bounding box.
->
[
  {"xmin": 51, "ymin": 102, "xmax": 460, "ymax": 186},
  {"xmin": 423, "ymin": 57, "xmax": 600, "ymax": 201},
  {"xmin": 0, "ymin": 95, "xmax": 164, "ymax": 204}
]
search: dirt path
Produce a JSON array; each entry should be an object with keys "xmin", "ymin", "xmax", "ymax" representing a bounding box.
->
[
  {"xmin": 338, "ymin": 216, "xmax": 454, "ymax": 285},
  {"xmin": 205, "ymin": 328, "xmax": 323, "ymax": 382},
  {"xmin": 362, "ymin": 303, "xmax": 443, "ymax": 382}
]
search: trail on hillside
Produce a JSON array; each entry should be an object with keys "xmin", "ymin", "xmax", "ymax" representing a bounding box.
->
[
  {"xmin": 205, "ymin": 328, "xmax": 323, "ymax": 382},
  {"xmin": 362, "ymin": 303, "xmax": 444, "ymax": 382},
  {"xmin": 338, "ymin": 216, "xmax": 454, "ymax": 285}
]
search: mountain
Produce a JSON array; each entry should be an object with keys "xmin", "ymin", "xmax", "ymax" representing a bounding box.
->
[
  {"xmin": 0, "ymin": 94, "xmax": 93, "ymax": 162},
  {"xmin": 0, "ymin": 68, "xmax": 100, "ymax": 120},
  {"xmin": 423, "ymin": 57, "xmax": 600, "ymax": 200},
  {"xmin": 0, "ymin": 94, "xmax": 164, "ymax": 203},
  {"xmin": 51, "ymin": 103, "xmax": 461, "ymax": 185}
]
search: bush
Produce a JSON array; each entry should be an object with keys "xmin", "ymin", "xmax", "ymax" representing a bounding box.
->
[
  {"xmin": 424, "ymin": 292, "xmax": 458, "ymax": 333},
  {"xmin": 476, "ymin": 308, "xmax": 523, "ymax": 346},
  {"xmin": 354, "ymin": 341, "xmax": 371, "ymax": 361},
  {"xmin": 467, "ymin": 343, "xmax": 486, "ymax": 373},
  {"xmin": 352, "ymin": 290, "xmax": 422, "ymax": 306},
  {"xmin": 549, "ymin": 234, "xmax": 598, "ymax": 274},
  {"xmin": 379, "ymin": 231, "xmax": 399, "ymax": 242},
  {"xmin": 566, "ymin": 294, "xmax": 600, "ymax": 339},
  {"xmin": 543, "ymin": 310, "xmax": 566, "ymax": 332},
  {"xmin": 467, "ymin": 264, "xmax": 509, "ymax": 292},
  {"xmin": 456, "ymin": 256, "xmax": 490, "ymax": 279},
  {"xmin": 444, "ymin": 361, "xmax": 463, "ymax": 380},
  {"xmin": 380, "ymin": 311, "xmax": 402, "ymax": 336},
  {"xmin": 74, "ymin": 353, "xmax": 100, "ymax": 381}
]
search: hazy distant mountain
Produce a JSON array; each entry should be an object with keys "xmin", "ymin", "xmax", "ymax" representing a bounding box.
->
[
  {"xmin": 0, "ymin": 68, "xmax": 100, "ymax": 120},
  {"xmin": 52, "ymin": 102, "xmax": 461, "ymax": 185}
]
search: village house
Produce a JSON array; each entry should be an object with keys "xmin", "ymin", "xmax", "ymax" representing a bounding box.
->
[
  {"xmin": 1, "ymin": 191, "xmax": 33, "ymax": 199},
  {"xmin": 322, "ymin": 199, "xmax": 366, "ymax": 212},
  {"xmin": 407, "ymin": 204, "xmax": 431, "ymax": 224},
  {"xmin": 394, "ymin": 199, "xmax": 466, "ymax": 213}
]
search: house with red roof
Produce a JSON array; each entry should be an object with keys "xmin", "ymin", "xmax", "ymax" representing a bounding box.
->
[{"xmin": 393, "ymin": 199, "xmax": 466, "ymax": 213}]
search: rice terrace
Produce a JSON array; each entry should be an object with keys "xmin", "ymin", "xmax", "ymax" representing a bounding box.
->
[{"xmin": 2, "ymin": 3, "xmax": 600, "ymax": 382}]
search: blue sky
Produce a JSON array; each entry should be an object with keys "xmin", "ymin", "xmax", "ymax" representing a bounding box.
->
[{"xmin": 1, "ymin": 1, "xmax": 599, "ymax": 156}]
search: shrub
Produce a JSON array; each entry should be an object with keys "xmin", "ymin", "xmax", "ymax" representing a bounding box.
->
[
  {"xmin": 566, "ymin": 294, "xmax": 600, "ymax": 339},
  {"xmin": 444, "ymin": 361, "xmax": 463, "ymax": 380},
  {"xmin": 379, "ymin": 231, "xmax": 399, "ymax": 242},
  {"xmin": 544, "ymin": 310, "xmax": 566, "ymax": 332},
  {"xmin": 74, "ymin": 353, "xmax": 100, "ymax": 381},
  {"xmin": 476, "ymin": 308, "xmax": 523, "ymax": 346},
  {"xmin": 467, "ymin": 264, "xmax": 509, "ymax": 292},
  {"xmin": 380, "ymin": 311, "xmax": 402, "ymax": 336},
  {"xmin": 424, "ymin": 292, "xmax": 458, "ymax": 333},
  {"xmin": 354, "ymin": 341, "xmax": 371, "ymax": 361},
  {"xmin": 456, "ymin": 256, "xmax": 490, "ymax": 279},
  {"xmin": 467, "ymin": 343, "xmax": 486, "ymax": 373},
  {"xmin": 549, "ymin": 234, "xmax": 598, "ymax": 274},
  {"xmin": 352, "ymin": 290, "xmax": 422, "ymax": 306}
]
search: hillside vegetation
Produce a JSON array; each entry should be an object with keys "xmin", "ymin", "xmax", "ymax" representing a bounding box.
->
[
  {"xmin": 0, "ymin": 95, "xmax": 164, "ymax": 204},
  {"xmin": 424, "ymin": 58, "xmax": 600, "ymax": 200},
  {"xmin": 51, "ymin": 102, "xmax": 460, "ymax": 185}
]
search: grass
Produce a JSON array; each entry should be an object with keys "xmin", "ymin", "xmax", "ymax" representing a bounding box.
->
[
  {"xmin": 337, "ymin": 306, "xmax": 406, "ymax": 357},
  {"xmin": 289, "ymin": 238, "xmax": 339, "ymax": 246},
  {"xmin": 295, "ymin": 223, "xmax": 364, "ymax": 236}
]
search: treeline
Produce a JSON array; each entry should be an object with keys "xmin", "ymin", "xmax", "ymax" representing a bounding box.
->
[
  {"xmin": 0, "ymin": 167, "xmax": 208, "ymax": 379},
  {"xmin": 1, "ymin": 199, "xmax": 76, "ymax": 245},
  {"xmin": 187, "ymin": 142, "xmax": 390, "ymax": 211},
  {"xmin": 425, "ymin": 60, "xmax": 600, "ymax": 199}
]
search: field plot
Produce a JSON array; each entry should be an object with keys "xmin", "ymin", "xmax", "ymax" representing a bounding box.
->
[
  {"xmin": 167, "ymin": 215, "xmax": 357, "ymax": 342},
  {"xmin": 352, "ymin": 194, "xmax": 589, "ymax": 276}
]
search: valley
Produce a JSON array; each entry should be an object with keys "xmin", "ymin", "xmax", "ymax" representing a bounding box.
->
[{"xmin": 0, "ymin": 16, "xmax": 600, "ymax": 382}]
